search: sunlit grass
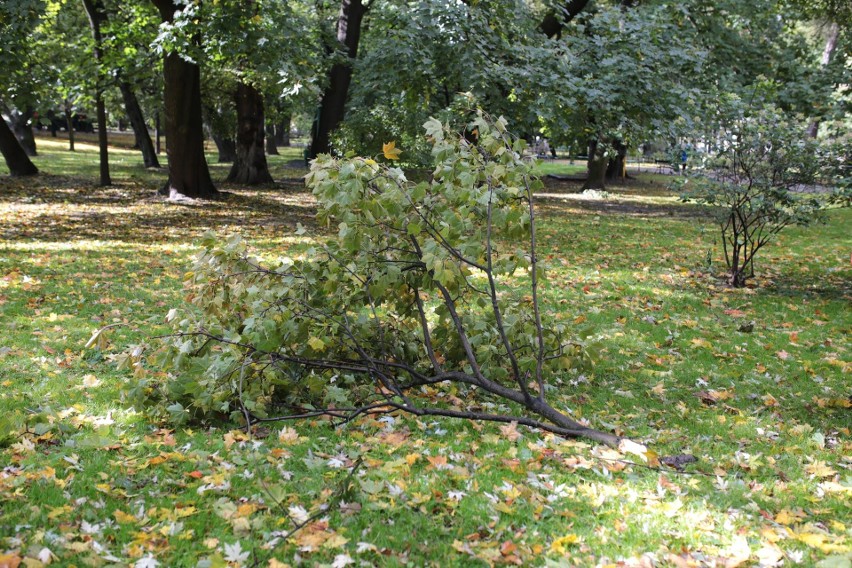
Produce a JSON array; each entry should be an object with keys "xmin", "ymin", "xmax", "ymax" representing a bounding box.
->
[{"xmin": 0, "ymin": 146, "xmax": 850, "ymax": 566}]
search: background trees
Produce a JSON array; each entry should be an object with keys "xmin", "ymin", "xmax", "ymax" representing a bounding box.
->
[{"xmin": 1, "ymin": 0, "xmax": 848, "ymax": 195}]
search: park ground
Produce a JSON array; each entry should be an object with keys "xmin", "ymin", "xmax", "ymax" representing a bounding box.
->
[{"xmin": 0, "ymin": 136, "xmax": 850, "ymax": 567}]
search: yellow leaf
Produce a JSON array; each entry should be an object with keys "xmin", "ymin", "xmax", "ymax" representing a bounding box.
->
[
  {"xmin": 114, "ymin": 510, "xmax": 137, "ymax": 524},
  {"xmin": 307, "ymin": 336, "xmax": 326, "ymax": 351},
  {"xmin": 404, "ymin": 453, "xmax": 420, "ymax": 466},
  {"xmin": 382, "ymin": 141, "xmax": 402, "ymax": 160},
  {"xmin": 774, "ymin": 510, "xmax": 795, "ymax": 525},
  {"xmin": 46, "ymin": 505, "xmax": 72, "ymax": 520},
  {"xmin": 493, "ymin": 502, "xmax": 514, "ymax": 514},
  {"xmin": 236, "ymin": 503, "xmax": 259, "ymax": 517},
  {"xmin": 550, "ymin": 534, "xmax": 579, "ymax": 555},
  {"xmin": 651, "ymin": 382, "xmax": 666, "ymax": 396},
  {"xmin": 804, "ymin": 460, "xmax": 837, "ymax": 478}
]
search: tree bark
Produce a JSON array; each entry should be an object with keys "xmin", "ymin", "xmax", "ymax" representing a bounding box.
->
[
  {"xmin": 227, "ymin": 82, "xmax": 273, "ymax": 184},
  {"xmin": 583, "ymin": 140, "xmax": 607, "ymax": 190},
  {"xmin": 65, "ymin": 101, "xmax": 75, "ymax": 152},
  {"xmin": 807, "ymin": 22, "xmax": 840, "ymax": 139},
  {"xmin": 10, "ymin": 107, "xmax": 37, "ymax": 157},
  {"xmin": 213, "ymin": 134, "xmax": 236, "ymax": 163},
  {"xmin": 0, "ymin": 116, "xmax": 39, "ymax": 176},
  {"xmin": 151, "ymin": 0, "xmax": 217, "ymax": 199},
  {"xmin": 276, "ymin": 114, "xmax": 290, "ymax": 146},
  {"xmin": 539, "ymin": 0, "xmax": 591, "ymax": 39},
  {"xmin": 605, "ymin": 140, "xmax": 627, "ymax": 181},
  {"xmin": 265, "ymin": 123, "xmax": 278, "ymax": 155},
  {"xmin": 82, "ymin": 0, "xmax": 111, "ymax": 186},
  {"xmin": 308, "ymin": 0, "xmax": 367, "ymax": 159},
  {"xmin": 118, "ymin": 79, "xmax": 160, "ymax": 168}
]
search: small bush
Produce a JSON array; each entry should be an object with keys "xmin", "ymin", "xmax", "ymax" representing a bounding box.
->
[{"xmin": 679, "ymin": 109, "xmax": 844, "ymax": 287}]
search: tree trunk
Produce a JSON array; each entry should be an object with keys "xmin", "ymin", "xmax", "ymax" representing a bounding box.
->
[
  {"xmin": 65, "ymin": 101, "xmax": 75, "ymax": 152},
  {"xmin": 82, "ymin": 0, "xmax": 111, "ymax": 185},
  {"xmin": 807, "ymin": 22, "xmax": 840, "ymax": 139},
  {"xmin": 155, "ymin": 110, "xmax": 161, "ymax": 155},
  {"xmin": 539, "ymin": 0, "xmax": 591, "ymax": 39},
  {"xmin": 227, "ymin": 82, "xmax": 273, "ymax": 184},
  {"xmin": 276, "ymin": 114, "xmax": 290, "ymax": 147},
  {"xmin": 118, "ymin": 79, "xmax": 160, "ymax": 168},
  {"xmin": 151, "ymin": 0, "xmax": 217, "ymax": 200},
  {"xmin": 583, "ymin": 140, "xmax": 607, "ymax": 190},
  {"xmin": 605, "ymin": 140, "xmax": 627, "ymax": 181},
  {"xmin": 213, "ymin": 134, "xmax": 236, "ymax": 163},
  {"xmin": 308, "ymin": 0, "xmax": 367, "ymax": 159},
  {"xmin": 93, "ymin": 93, "xmax": 111, "ymax": 185},
  {"xmin": 11, "ymin": 107, "xmax": 37, "ymax": 157},
  {"xmin": 265, "ymin": 123, "xmax": 278, "ymax": 155},
  {"xmin": 0, "ymin": 116, "xmax": 39, "ymax": 176}
]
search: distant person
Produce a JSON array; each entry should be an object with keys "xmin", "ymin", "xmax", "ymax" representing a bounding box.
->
[{"xmin": 680, "ymin": 148, "xmax": 688, "ymax": 174}]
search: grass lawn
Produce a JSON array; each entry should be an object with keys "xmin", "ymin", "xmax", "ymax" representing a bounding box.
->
[{"xmin": 1, "ymin": 137, "xmax": 850, "ymax": 567}]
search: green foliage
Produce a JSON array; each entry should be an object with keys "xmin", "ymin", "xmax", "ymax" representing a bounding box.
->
[
  {"xmin": 679, "ymin": 107, "xmax": 844, "ymax": 287},
  {"xmin": 131, "ymin": 112, "xmax": 584, "ymax": 424}
]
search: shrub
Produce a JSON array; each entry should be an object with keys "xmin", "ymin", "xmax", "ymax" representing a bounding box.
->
[
  {"xmin": 679, "ymin": 109, "xmax": 843, "ymax": 287},
  {"xmin": 123, "ymin": 111, "xmax": 634, "ymax": 448}
]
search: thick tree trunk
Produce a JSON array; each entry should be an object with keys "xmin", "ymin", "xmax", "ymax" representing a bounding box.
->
[
  {"xmin": 807, "ymin": 22, "xmax": 840, "ymax": 139},
  {"xmin": 0, "ymin": 116, "xmax": 39, "ymax": 176},
  {"xmin": 308, "ymin": 0, "xmax": 367, "ymax": 159},
  {"xmin": 151, "ymin": 0, "xmax": 217, "ymax": 200},
  {"xmin": 227, "ymin": 82, "xmax": 273, "ymax": 184},
  {"xmin": 82, "ymin": 0, "xmax": 111, "ymax": 186},
  {"xmin": 265, "ymin": 123, "xmax": 278, "ymax": 155},
  {"xmin": 276, "ymin": 114, "xmax": 290, "ymax": 147},
  {"xmin": 605, "ymin": 140, "xmax": 627, "ymax": 181},
  {"xmin": 118, "ymin": 80, "xmax": 160, "ymax": 168},
  {"xmin": 583, "ymin": 140, "xmax": 607, "ymax": 190},
  {"xmin": 213, "ymin": 134, "xmax": 236, "ymax": 163},
  {"xmin": 11, "ymin": 108, "xmax": 37, "ymax": 157},
  {"xmin": 539, "ymin": 0, "xmax": 591, "ymax": 38}
]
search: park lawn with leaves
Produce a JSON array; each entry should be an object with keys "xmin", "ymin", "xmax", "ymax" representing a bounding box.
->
[{"xmin": 0, "ymin": 141, "xmax": 850, "ymax": 568}]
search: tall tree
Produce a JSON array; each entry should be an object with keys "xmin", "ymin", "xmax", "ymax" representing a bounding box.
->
[
  {"xmin": 117, "ymin": 78, "xmax": 160, "ymax": 168},
  {"xmin": 0, "ymin": 112, "xmax": 39, "ymax": 176},
  {"xmin": 81, "ymin": 0, "xmax": 111, "ymax": 185},
  {"xmin": 227, "ymin": 81, "xmax": 273, "ymax": 184},
  {"xmin": 308, "ymin": 0, "xmax": 368, "ymax": 159},
  {"xmin": 150, "ymin": 0, "xmax": 216, "ymax": 199},
  {"xmin": 101, "ymin": 1, "xmax": 162, "ymax": 169}
]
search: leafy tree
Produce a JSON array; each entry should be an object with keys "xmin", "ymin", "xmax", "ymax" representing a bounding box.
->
[
  {"xmin": 0, "ymin": 0, "xmax": 46, "ymax": 157},
  {"xmin": 543, "ymin": 1, "xmax": 704, "ymax": 189},
  {"xmin": 308, "ymin": 0, "xmax": 369, "ymax": 159},
  {"xmin": 101, "ymin": 0, "xmax": 162, "ymax": 168},
  {"xmin": 335, "ymin": 0, "xmax": 552, "ymax": 164},
  {"xmin": 679, "ymin": 106, "xmax": 843, "ymax": 287},
  {"xmin": 126, "ymin": 112, "xmax": 639, "ymax": 449},
  {"xmin": 81, "ymin": 0, "xmax": 112, "ymax": 186},
  {"xmin": 151, "ymin": 0, "xmax": 217, "ymax": 199}
]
